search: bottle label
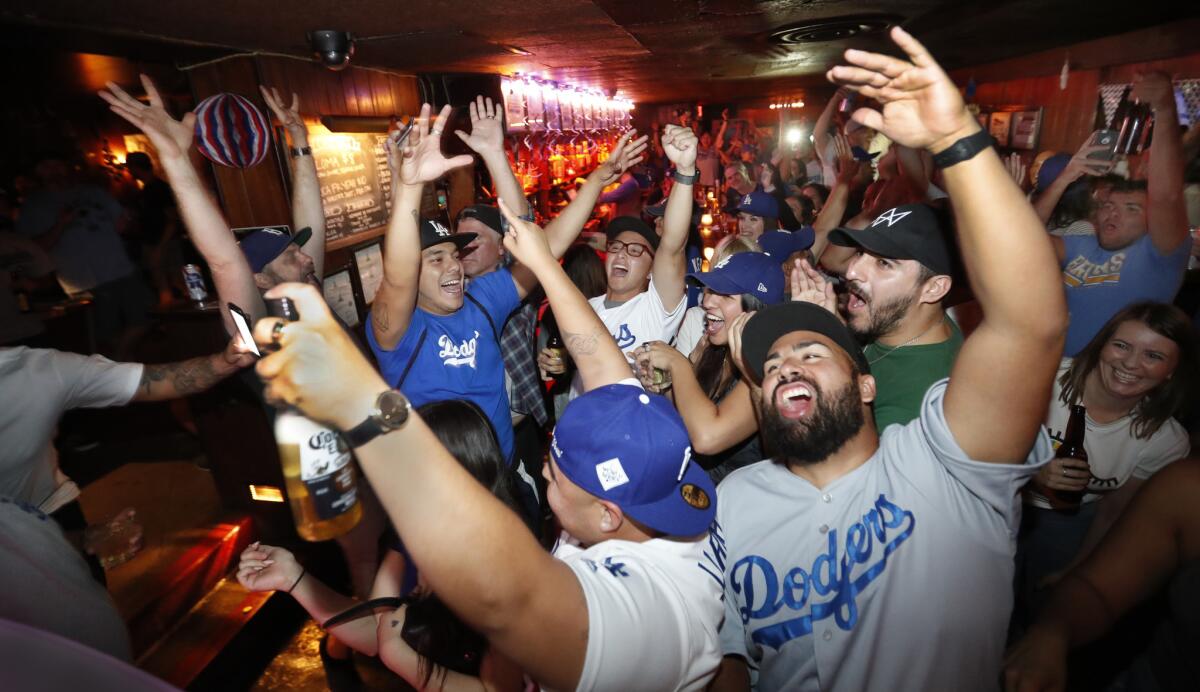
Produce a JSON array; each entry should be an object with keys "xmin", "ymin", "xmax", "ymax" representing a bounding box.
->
[{"xmin": 299, "ymin": 429, "xmax": 358, "ymax": 520}]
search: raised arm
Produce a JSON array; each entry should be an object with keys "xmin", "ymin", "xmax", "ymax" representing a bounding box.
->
[
  {"xmin": 1003, "ymin": 459, "xmax": 1200, "ymax": 692},
  {"xmin": 1135, "ymin": 72, "xmax": 1190, "ymax": 253},
  {"xmin": 499, "ymin": 200, "xmax": 632, "ymax": 390},
  {"xmin": 371, "ymin": 104, "xmax": 474, "ymax": 350},
  {"xmin": 813, "ymin": 87, "xmax": 847, "ymax": 171},
  {"xmin": 714, "ymin": 110, "xmax": 729, "ymax": 150},
  {"xmin": 260, "ymin": 86, "xmax": 326, "ymax": 280},
  {"xmin": 252, "ymin": 283, "xmax": 590, "ymax": 690},
  {"xmin": 1031, "ymin": 135, "xmax": 1115, "ymax": 225},
  {"xmin": 455, "ymin": 95, "xmax": 529, "ymax": 218},
  {"xmin": 99, "ymin": 75, "xmax": 262, "ymax": 334},
  {"xmin": 812, "ymin": 134, "xmax": 865, "ymax": 273},
  {"xmin": 652, "ymin": 124, "xmax": 698, "ymax": 308},
  {"xmin": 830, "ymin": 26, "xmax": 1066, "ymax": 463}
]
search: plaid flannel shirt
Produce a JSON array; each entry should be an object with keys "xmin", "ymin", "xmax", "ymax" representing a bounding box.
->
[{"xmin": 501, "ymin": 302, "xmax": 548, "ymax": 427}]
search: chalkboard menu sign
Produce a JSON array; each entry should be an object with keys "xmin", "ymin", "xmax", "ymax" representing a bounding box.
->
[{"xmin": 307, "ymin": 131, "xmax": 393, "ymax": 249}]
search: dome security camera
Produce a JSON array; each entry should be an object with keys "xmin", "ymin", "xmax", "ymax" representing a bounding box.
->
[{"xmin": 308, "ymin": 30, "xmax": 354, "ymax": 71}]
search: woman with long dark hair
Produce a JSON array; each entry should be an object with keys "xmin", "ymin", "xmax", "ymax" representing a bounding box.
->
[
  {"xmin": 237, "ymin": 399, "xmax": 532, "ymax": 691},
  {"xmin": 633, "ymin": 251, "xmax": 786, "ymax": 483},
  {"xmin": 1015, "ymin": 302, "xmax": 1195, "ymax": 624}
]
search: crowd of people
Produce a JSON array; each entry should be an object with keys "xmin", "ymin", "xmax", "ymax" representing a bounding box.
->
[{"xmin": 2, "ymin": 22, "xmax": 1199, "ymax": 692}]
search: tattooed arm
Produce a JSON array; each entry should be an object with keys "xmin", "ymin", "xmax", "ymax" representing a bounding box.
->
[
  {"xmin": 497, "ymin": 201, "xmax": 633, "ymax": 392},
  {"xmin": 131, "ymin": 339, "xmax": 253, "ymax": 402}
]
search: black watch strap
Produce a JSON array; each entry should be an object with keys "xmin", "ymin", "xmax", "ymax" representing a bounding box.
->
[
  {"xmin": 672, "ymin": 168, "xmax": 700, "ymax": 185},
  {"xmin": 931, "ymin": 130, "xmax": 993, "ymax": 169},
  {"xmin": 290, "ymin": 146, "xmax": 312, "ymax": 158},
  {"xmin": 342, "ymin": 416, "xmax": 385, "ymax": 449}
]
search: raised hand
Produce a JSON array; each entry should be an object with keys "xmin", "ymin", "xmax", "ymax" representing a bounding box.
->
[
  {"xmin": 253, "ymin": 283, "xmax": 389, "ymax": 432},
  {"xmin": 826, "ymin": 26, "xmax": 977, "ymax": 153},
  {"xmin": 1005, "ymin": 153, "xmax": 1029, "ymax": 189},
  {"xmin": 454, "ymin": 95, "xmax": 505, "ymax": 156},
  {"xmin": 1063, "ymin": 134, "xmax": 1116, "ymax": 180},
  {"xmin": 832, "ymin": 134, "xmax": 863, "ymax": 185},
  {"xmin": 790, "ymin": 258, "xmax": 838, "ymax": 315},
  {"xmin": 662, "ymin": 124, "xmax": 699, "ymax": 171},
  {"xmin": 236, "ymin": 542, "xmax": 303, "ymax": 593},
  {"xmin": 595, "ymin": 130, "xmax": 649, "ymax": 186},
  {"xmin": 259, "ymin": 86, "xmax": 307, "ymax": 143},
  {"xmin": 1131, "ymin": 71, "xmax": 1174, "ymax": 109},
  {"xmin": 498, "ymin": 198, "xmax": 554, "ymax": 270},
  {"xmin": 630, "ymin": 341, "xmax": 688, "ymax": 394},
  {"xmin": 99, "ymin": 74, "xmax": 195, "ymax": 160},
  {"xmin": 397, "ymin": 103, "xmax": 475, "ymax": 186}
]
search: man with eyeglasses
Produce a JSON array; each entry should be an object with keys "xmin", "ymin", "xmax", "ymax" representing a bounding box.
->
[{"xmin": 563, "ymin": 124, "xmax": 697, "ymax": 398}]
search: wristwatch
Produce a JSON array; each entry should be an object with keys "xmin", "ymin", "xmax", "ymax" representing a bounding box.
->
[
  {"xmin": 672, "ymin": 168, "xmax": 700, "ymax": 185},
  {"xmin": 931, "ymin": 129, "xmax": 992, "ymax": 169},
  {"xmin": 290, "ymin": 146, "xmax": 312, "ymax": 158},
  {"xmin": 342, "ymin": 390, "xmax": 412, "ymax": 448}
]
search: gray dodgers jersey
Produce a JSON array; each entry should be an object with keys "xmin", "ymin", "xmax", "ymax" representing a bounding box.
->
[{"xmin": 717, "ymin": 380, "xmax": 1052, "ymax": 691}]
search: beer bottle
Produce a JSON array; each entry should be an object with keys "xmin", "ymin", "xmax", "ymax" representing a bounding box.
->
[
  {"xmin": 268, "ymin": 297, "xmax": 363, "ymax": 541},
  {"xmin": 1048, "ymin": 404, "xmax": 1091, "ymax": 510}
]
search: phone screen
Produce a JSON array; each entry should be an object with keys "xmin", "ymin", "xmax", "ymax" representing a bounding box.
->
[{"xmin": 227, "ymin": 303, "xmax": 261, "ymax": 357}]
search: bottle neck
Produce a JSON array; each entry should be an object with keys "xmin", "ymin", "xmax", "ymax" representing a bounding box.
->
[{"xmin": 1062, "ymin": 404, "xmax": 1087, "ymax": 445}]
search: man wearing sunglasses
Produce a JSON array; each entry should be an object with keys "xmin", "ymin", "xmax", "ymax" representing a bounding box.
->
[{"xmin": 564, "ymin": 124, "xmax": 697, "ymax": 398}]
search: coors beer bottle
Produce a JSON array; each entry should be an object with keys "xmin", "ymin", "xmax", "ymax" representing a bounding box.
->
[
  {"xmin": 268, "ymin": 297, "xmax": 363, "ymax": 541},
  {"xmin": 1048, "ymin": 404, "xmax": 1091, "ymax": 510}
]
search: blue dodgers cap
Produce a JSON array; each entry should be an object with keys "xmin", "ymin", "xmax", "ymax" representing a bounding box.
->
[
  {"xmin": 736, "ymin": 191, "xmax": 779, "ymax": 219},
  {"xmin": 239, "ymin": 226, "xmax": 312, "ymax": 273},
  {"xmin": 550, "ymin": 384, "xmax": 715, "ymax": 536},
  {"xmin": 1035, "ymin": 152, "xmax": 1072, "ymax": 193},
  {"xmin": 758, "ymin": 228, "xmax": 815, "ymax": 259},
  {"xmin": 688, "ymin": 251, "xmax": 785, "ymax": 305}
]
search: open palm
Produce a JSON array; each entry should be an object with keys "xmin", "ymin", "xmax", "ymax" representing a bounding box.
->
[
  {"xmin": 259, "ymin": 85, "xmax": 304, "ymax": 134},
  {"xmin": 827, "ymin": 27, "xmax": 975, "ymax": 151},
  {"xmin": 399, "ymin": 103, "xmax": 474, "ymax": 186},
  {"xmin": 99, "ymin": 74, "xmax": 194, "ymax": 159},
  {"xmin": 454, "ymin": 95, "xmax": 505, "ymax": 155},
  {"xmin": 595, "ymin": 130, "xmax": 649, "ymax": 185}
]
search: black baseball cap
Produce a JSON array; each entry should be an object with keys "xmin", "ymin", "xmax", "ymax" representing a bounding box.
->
[
  {"xmin": 741, "ymin": 302, "xmax": 870, "ymax": 383},
  {"xmin": 457, "ymin": 204, "xmax": 503, "ymax": 235},
  {"xmin": 421, "ymin": 218, "xmax": 475, "ymax": 251},
  {"xmin": 606, "ymin": 216, "xmax": 660, "ymax": 252},
  {"xmin": 828, "ymin": 204, "xmax": 953, "ymax": 276}
]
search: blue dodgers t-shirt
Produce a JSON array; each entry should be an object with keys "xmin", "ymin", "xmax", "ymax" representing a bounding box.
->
[
  {"xmin": 1061, "ymin": 233, "xmax": 1190, "ymax": 356},
  {"xmin": 367, "ymin": 268, "xmax": 521, "ymax": 461}
]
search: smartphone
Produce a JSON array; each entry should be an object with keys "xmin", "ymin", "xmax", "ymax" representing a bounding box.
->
[
  {"xmin": 1087, "ymin": 129, "xmax": 1118, "ymax": 161},
  {"xmin": 227, "ymin": 302, "xmax": 261, "ymax": 357}
]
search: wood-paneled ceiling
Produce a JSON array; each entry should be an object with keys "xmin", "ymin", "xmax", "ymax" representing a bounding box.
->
[{"xmin": 1, "ymin": 0, "xmax": 1197, "ymax": 104}]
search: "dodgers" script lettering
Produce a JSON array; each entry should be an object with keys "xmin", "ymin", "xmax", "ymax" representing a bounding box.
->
[{"xmin": 729, "ymin": 493, "xmax": 915, "ymax": 650}]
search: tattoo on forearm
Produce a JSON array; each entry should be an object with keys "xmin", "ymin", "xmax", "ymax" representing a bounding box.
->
[
  {"xmin": 373, "ymin": 300, "xmax": 391, "ymax": 332},
  {"xmin": 563, "ymin": 330, "xmax": 600, "ymax": 356},
  {"xmin": 140, "ymin": 356, "xmax": 221, "ymax": 398}
]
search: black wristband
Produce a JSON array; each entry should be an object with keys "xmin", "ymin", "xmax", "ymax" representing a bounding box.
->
[
  {"xmin": 287, "ymin": 567, "xmax": 306, "ymax": 594},
  {"xmin": 931, "ymin": 130, "xmax": 993, "ymax": 169},
  {"xmin": 290, "ymin": 146, "xmax": 312, "ymax": 158},
  {"xmin": 672, "ymin": 169, "xmax": 700, "ymax": 185}
]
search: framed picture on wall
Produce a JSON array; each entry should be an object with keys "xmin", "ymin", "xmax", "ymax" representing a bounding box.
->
[
  {"xmin": 1010, "ymin": 109, "xmax": 1043, "ymax": 150},
  {"xmin": 322, "ymin": 269, "xmax": 360, "ymax": 327},
  {"xmin": 988, "ymin": 112, "xmax": 1013, "ymax": 147},
  {"xmin": 353, "ymin": 242, "xmax": 384, "ymax": 306}
]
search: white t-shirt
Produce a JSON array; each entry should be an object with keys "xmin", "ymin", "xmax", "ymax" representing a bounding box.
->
[
  {"xmin": 572, "ymin": 277, "xmax": 686, "ymax": 398},
  {"xmin": 672, "ymin": 305, "xmax": 706, "ymax": 358},
  {"xmin": 15, "ymin": 186, "xmax": 133, "ymax": 295},
  {"xmin": 551, "ymin": 531, "xmax": 725, "ymax": 691},
  {"xmin": 0, "ymin": 347, "xmax": 142, "ymax": 511},
  {"xmin": 1026, "ymin": 359, "xmax": 1190, "ymax": 510}
]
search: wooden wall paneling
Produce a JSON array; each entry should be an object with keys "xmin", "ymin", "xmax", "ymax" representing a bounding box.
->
[{"xmin": 369, "ymin": 71, "xmax": 395, "ymax": 116}]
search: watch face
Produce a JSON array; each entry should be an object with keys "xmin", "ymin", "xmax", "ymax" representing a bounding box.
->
[{"xmin": 377, "ymin": 391, "xmax": 410, "ymax": 428}]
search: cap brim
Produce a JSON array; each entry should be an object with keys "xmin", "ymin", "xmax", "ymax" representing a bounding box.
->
[
  {"xmin": 620, "ymin": 461, "xmax": 716, "ymax": 537},
  {"xmin": 644, "ymin": 204, "xmax": 667, "ymax": 217},
  {"xmin": 828, "ymin": 227, "xmax": 911, "ymax": 261},
  {"xmin": 742, "ymin": 302, "xmax": 869, "ymax": 382},
  {"xmin": 291, "ymin": 226, "xmax": 313, "ymax": 247},
  {"xmin": 687, "ymin": 270, "xmax": 750, "ymax": 296},
  {"xmin": 425, "ymin": 232, "xmax": 477, "ymax": 251}
]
